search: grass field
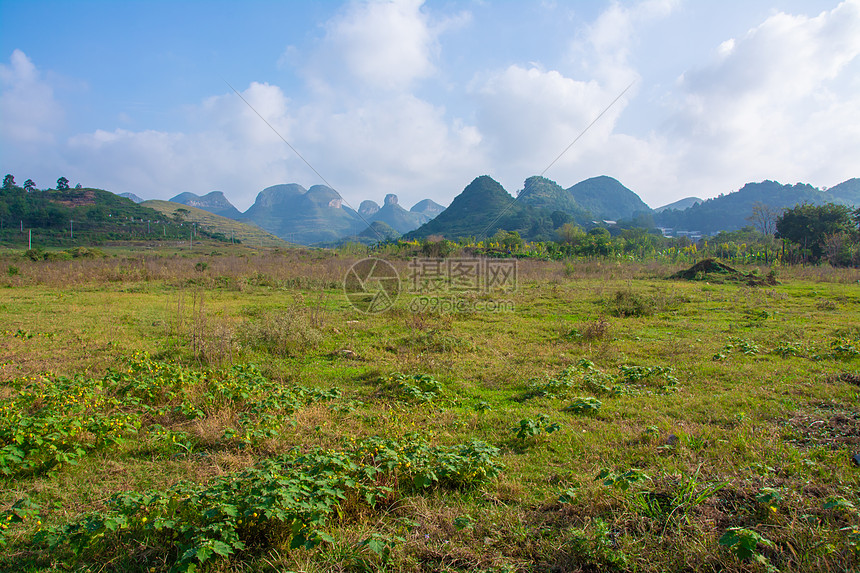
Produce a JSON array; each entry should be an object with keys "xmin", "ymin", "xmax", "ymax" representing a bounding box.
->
[{"xmin": 0, "ymin": 248, "xmax": 858, "ymax": 572}]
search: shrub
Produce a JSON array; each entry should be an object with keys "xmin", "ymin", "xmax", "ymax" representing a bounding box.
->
[
  {"xmin": 237, "ymin": 308, "xmax": 322, "ymax": 357},
  {"xmin": 605, "ymin": 290, "xmax": 654, "ymax": 317}
]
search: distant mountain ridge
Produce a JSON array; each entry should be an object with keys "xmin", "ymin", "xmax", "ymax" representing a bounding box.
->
[
  {"xmin": 518, "ymin": 176, "xmax": 591, "ymax": 223},
  {"xmin": 142, "ymin": 174, "xmax": 859, "ymax": 244},
  {"xmin": 241, "ymin": 184, "xmax": 363, "ymax": 245},
  {"xmin": 365, "ymin": 194, "xmax": 429, "ymax": 234},
  {"xmin": 653, "ymin": 180, "xmax": 855, "ymax": 234},
  {"xmin": 170, "ymin": 191, "xmax": 242, "ymax": 219},
  {"xmin": 654, "ymin": 197, "xmax": 702, "ymax": 213},
  {"xmin": 410, "ymin": 199, "xmax": 445, "ymax": 218},
  {"xmin": 566, "ymin": 176, "xmax": 651, "ymax": 221},
  {"xmin": 118, "ymin": 192, "xmax": 145, "ymax": 204},
  {"xmin": 405, "ymin": 175, "xmax": 541, "ymax": 241}
]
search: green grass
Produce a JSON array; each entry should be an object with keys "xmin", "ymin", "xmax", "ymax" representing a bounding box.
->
[{"xmin": 0, "ymin": 253, "xmax": 858, "ymax": 572}]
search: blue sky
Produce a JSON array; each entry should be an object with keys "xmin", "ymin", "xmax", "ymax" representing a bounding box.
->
[{"xmin": 1, "ymin": 0, "xmax": 858, "ymax": 211}]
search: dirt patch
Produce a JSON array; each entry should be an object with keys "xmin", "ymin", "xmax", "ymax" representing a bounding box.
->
[
  {"xmin": 786, "ymin": 408, "xmax": 860, "ymax": 449},
  {"xmin": 50, "ymin": 189, "xmax": 96, "ymax": 207},
  {"xmin": 670, "ymin": 258, "xmax": 778, "ymax": 286}
]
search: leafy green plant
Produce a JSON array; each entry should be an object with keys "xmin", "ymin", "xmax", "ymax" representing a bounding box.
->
[
  {"xmin": 596, "ymin": 468, "xmax": 651, "ymax": 491},
  {"xmin": 823, "ymin": 496, "xmax": 856, "ymax": 512},
  {"xmin": 718, "ymin": 527, "xmax": 774, "ymax": 568},
  {"xmin": 386, "ymin": 373, "xmax": 444, "ymax": 403},
  {"xmin": 519, "ymin": 375, "xmax": 574, "ymax": 401},
  {"xmin": 473, "ymin": 401, "xmax": 492, "ymax": 413},
  {"xmin": 618, "ymin": 365, "xmax": 679, "ymax": 394},
  {"xmin": 0, "ymin": 497, "xmax": 41, "ymax": 547},
  {"xmin": 562, "ymin": 518, "xmax": 628, "ymax": 570},
  {"xmin": 513, "ymin": 414, "xmax": 561, "ymax": 441},
  {"xmin": 562, "ymin": 396, "xmax": 602, "ymax": 415},
  {"xmin": 34, "ymin": 435, "xmax": 503, "ymax": 572},
  {"xmin": 558, "ymin": 485, "xmax": 580, "ymax": 504},
  {"xmin": 756, "ymin": 487, "xmax": 784, "ymax": 510}
]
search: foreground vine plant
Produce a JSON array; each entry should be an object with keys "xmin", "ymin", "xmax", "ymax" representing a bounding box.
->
[{"xmin": 33, "ymin": 435, "xmax": 503, "ymax": 571}]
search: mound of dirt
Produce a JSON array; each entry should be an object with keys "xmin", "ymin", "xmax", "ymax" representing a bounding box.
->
[{"xmin": 670, "ymin": 258, "xmax": 778, "ymax": 286}]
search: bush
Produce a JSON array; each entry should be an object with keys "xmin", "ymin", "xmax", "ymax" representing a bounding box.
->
[
  {"xmin": 605, "ymin": 290, "xmax": 654, "ymax": 317},
  {"xmin": 237, "ymin": 308, "xmax": 322, "ymax": 357}
]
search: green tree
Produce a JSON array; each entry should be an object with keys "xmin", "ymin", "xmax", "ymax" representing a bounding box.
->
[
  {"xmin": 2, "ymin": 174, "xmax": 15, "ymax": 189},
  {"xmin": 57, "ymin": 177, "xmax": 70, "ymax": 190},
  {"xmin": 776, "ymin": 202, "xmax": 855, "ymax": 262},
  {"xmin": 500, "ymin": 230, "xmax": 524, "ymax": 251},
  {"xmin": 557, "ymin": 223, "xmax": 583, "ymax": 245},
  {"xmin": 23, "ymin": 179, "xmax": 36, "ymax": 192}
]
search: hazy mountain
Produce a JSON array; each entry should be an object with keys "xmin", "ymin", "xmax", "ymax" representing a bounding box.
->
[
  {"xmin": 143, "ymin": 200, "xmax": 290, "ymax": 247},
  {"xmin": 242, "ymin": 184, "xmax": 363, "ymax": 244},
  {"xmin": 170, "ymin": 191, "xmax": 242, "ymax": 219},
  {"xmin": 405, "ymin": 176, "xmax": 542, "ymax": 240},
  {"xmin": 118, "ymin": 192, "xmax": 145, "ymax": 204},
  {"xmin": 367, "ymin": 194, "xmax": 428, "ymax": 234},
  {"xmin": 654, "ymin": 180, "xmax": 829, "ymax": 234},
  {"xmin": 567, "ymin": 176, "xmax": 651, "ymax": 221},
  {"xmin": 518, "ymin": 176, "xmax": 591, "ymax": 223},
  {"xmin": 825, "ymin": 178, "xmax": 860, "ymax": 206},
  {"xmin": 315, "ymin": 220, "xmax": 400, "ymax": 248},
  {"xmin": 410, "ymin": 198, "xmax": 446, "ymax": 219},
  {"xmin": 360, "ymin": 220, "xmax": 400, "ymax": 241},
  {"xmin": 654, "ymin": 197, "xmax": 702, "ymax": 213},
  {"xmin": 358, "ymin": 200, "xmax": 380, "ymax": 217}
]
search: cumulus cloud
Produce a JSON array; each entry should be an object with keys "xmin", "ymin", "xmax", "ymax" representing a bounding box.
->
[
  {"xmin": 468, "ymin": 0, "xmax": 673, "ymax": 196},
  {"xmin": 666, "ymin": 0, "xmax": 860, "ymax": 197},
  {"xmin": 302, "ymin": 0, "xmax": 468, "ymax": 94},
  {"xmin": 0, "ymin": 49, "xmax": 63, "ymax": 145},
  {"xmin": 65, "ymin": 82, "xmax": 301, "ymax": 209}
]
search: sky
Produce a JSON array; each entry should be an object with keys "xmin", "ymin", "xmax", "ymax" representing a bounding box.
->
[{"xmin": 1, "ymin": 0, "xmax": 858, "ymax": 212}]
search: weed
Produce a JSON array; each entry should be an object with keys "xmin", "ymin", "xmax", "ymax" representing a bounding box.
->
[
  {"xmin": 605, "ymin": 289, "xmax": 654, "ymax": 317},
  {"xmin": 719, "ymin": 527, "xmax": 775, "ymax": 569},
  {"xmin": 596, "ymin": 468, "xmax": 651, "ymax": 491},
  {"xmin": 31, "ymin": 435, "xmax": 503, "ymax": 571},
  {"xmin": 237, "ymin": 307, "xmax": 322, "ymax": 358},
  {"xmin": 513, "ymin": 415, "xmax": 561, "ymax": 441},
  {"xmin": 562, "ymin": 396, "xmax": 602, "ymax": 415}
]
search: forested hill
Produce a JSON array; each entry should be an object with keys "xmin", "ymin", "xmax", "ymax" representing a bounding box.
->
[
  {"xmin": 653, "ymin": 180, "xmax": 839, "ymax": 234},
  {"xmin": 0, "ymin": 185, "xmax": 231, "ymax": 246}
]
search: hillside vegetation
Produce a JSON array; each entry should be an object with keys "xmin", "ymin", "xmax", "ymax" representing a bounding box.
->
[
  {"xmin": 0, "ymin": 186, "xmax": 231, "ymax": 248},
  {"xmin": 143, "ymin": 200, "xmax": 291, "ymax": 248}
]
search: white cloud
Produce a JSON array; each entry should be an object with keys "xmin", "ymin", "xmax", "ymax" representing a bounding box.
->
[
  {"xmin": 471, "ymin": 65, "xmax": 626, "ymax": 180},
  {"xmin": 0, "ymin": 49, "xmax": 63, "ymax": 145},
  {"xmin": 64, "ymin": 82, "xmax": 300, "ymax": 209},
  {"xmin": 302, "ymin": 0, "xmax": 468, "ymax": 93},
  {"xmin": 665, "ymin": 0, "xmax": 860, "ymax": 197}
]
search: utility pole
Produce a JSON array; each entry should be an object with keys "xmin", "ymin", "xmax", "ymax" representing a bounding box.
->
[
  {"xmin": 28, "ymin": 229, "xmax": 31, "ymax": 250},
  {"xmin": 70, "ymin": 219, "xmax": 74, "ymax": 239}
]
